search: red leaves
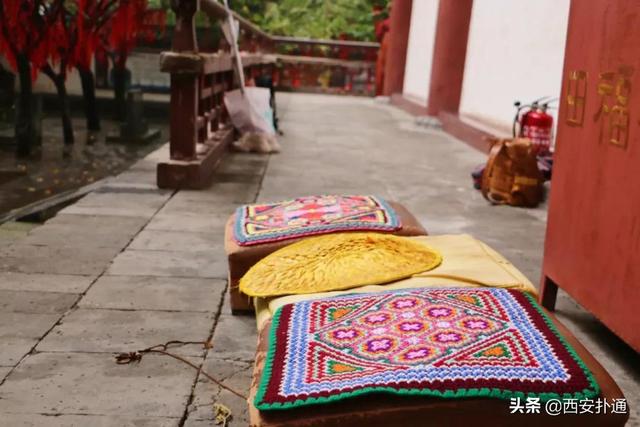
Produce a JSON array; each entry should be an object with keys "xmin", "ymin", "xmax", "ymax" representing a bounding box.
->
[
  {"xmin": 0, "ymin": 1, "xmax": 41, "ymax": 76},
  {"xmin": 108, "ymin": 0, "xmax": 148, "ymax": 67},
  {"xmin": 0, "ymin": 0, "xmax": 68, "ymax": 80},
  {"xmin": 73, "ymin": 0, "xmax": 100, "ymax": 70},
  {"xmin": 0, "ymin": 0, "xmax": 161, "ymax": 79}
]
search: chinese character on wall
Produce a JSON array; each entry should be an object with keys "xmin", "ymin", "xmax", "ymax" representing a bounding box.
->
[
  {"xmin": 566, "ymin": 70, "xmax": 588, "ymax": 127},
  {"xmin": 594, "ymin": 66, "xmax": 633, "ymax": 148}
]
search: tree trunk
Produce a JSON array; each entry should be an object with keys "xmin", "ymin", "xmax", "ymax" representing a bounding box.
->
[
  {"xmin": 112, "ymin": 66, "xmax": 128, "ymax": 121},
  {"xmin": 54, "ymin": 77, "xmax": 74, "ymax": 145},
  {"xmin": 15, "ymin": 54, "xmax": 34, "ymax": 157},
  {"xmin": 78, "ymin": 66, "xmax": 100, "ymax": 131},
  {"xmin": 42, "ymin": 65, "xmax": 74, "ymax": 145}
]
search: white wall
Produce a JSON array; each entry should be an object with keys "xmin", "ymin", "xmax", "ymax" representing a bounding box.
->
[
  {"xmin": 402, "ymin": 0, "xmax": 440, "ymax": 107},
  {"xmin": 33, "ymin": 69, "xmax": 83, "ymax": 95},
  {"xmin": 459, "ymin": 0, "xmax": 570, "ymax": 131},
  {"xmin": 28, "ymin": 52, "xmax": 168, "ymax": 95},
  {"xmin": 127, "ymin": 52, "xmax": 170, "ymax": 90}
]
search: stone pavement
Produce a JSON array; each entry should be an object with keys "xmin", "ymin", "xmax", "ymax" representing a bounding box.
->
[{"xmin": 0, "ymin": 93, "xmax": 638, "ymax": 426}]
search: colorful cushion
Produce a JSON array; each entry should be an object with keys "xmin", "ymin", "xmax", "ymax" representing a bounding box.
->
[
  {"xmin": 234, "ymin": 195, "xmax": 401, "ymax": 246},
  {"xmin": 255, "ymin": 287, "xmax": 599, "ymax": 410},
  {"xmin": 239, "ymin": 233, "xmax": 442, "ymax": 298}
]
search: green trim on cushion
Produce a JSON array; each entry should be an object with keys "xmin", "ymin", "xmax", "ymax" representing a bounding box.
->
[{"xmin": 254, "ymin": 306, "xmax": 283, "ymax": 407}]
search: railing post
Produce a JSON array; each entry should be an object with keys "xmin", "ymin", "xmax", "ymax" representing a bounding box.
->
[
  {"xmin": 171, "ymin": 0, "xmax": 198, "ymax": 52},
  {"xmin": 158, "ymin": 0, "xmax": 276, "ymax": 189},
  {"xmin": 169, "ymin": 0, "xmax": 199, "ymax": 161}
]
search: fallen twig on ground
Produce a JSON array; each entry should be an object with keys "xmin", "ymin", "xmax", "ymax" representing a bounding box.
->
[{"xmin": 115, "ymin": 340, "xmax": 248, "ymax": 400}]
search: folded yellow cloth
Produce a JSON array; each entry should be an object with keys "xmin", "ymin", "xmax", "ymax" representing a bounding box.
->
[
  {"xmin": 255, "ymin": 234, "xmax": 538, "ymax": 329},
  {"xmin": 239, "ymin": 232, "xmax": 442, "ymax": 297}
]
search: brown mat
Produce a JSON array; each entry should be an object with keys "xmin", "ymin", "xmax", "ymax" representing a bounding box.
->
[
  {"xmin": 247, "ymin": 311, "xmax": 629, "ymax": 427},
  {"xmin": 224, "ymin": 201, "xmax": 427, "ymax": 313}
]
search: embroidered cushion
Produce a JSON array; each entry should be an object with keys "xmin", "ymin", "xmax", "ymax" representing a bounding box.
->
[
  {"xmin": 234, "ymin": 195, "xmax": 401, "ymax": 246},
  {"xmin": 239, "ymin": 233, "xmax": 442, "ymax": 297},
  {"xmin": 255, "ymin": 288, "xmax": 599, "ymax": 410}
]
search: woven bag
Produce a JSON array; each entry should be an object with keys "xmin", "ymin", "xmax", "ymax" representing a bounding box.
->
[{"xmin": 481, "ymin": 138, "xmax": 544, "ymax": 207}]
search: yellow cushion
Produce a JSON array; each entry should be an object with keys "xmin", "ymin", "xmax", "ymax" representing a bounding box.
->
[
  {"xmin": 255, "ymin": 234, "xmax": 537, "ymax": 329},
  {"xmin": 239, "ymin": 233, "xmax": 442, "ymax": 297}
]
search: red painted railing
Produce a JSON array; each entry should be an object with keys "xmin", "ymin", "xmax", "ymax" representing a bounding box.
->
[{"xmin": 273, "ymin": 37, "xmax": 378, "ymax": 96}]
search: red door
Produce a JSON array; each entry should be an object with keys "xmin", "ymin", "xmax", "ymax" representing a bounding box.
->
[{"xmin": 541, "ymin": 0, "xmax": 640, "ymax": 351}]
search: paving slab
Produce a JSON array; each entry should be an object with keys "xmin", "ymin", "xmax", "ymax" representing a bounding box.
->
[
  {"xmin": 212, "ymin": 171, "xmax": 263, "ymax": 185},
  {"xmin": 214, "ymin": 153, "xmax": 268, "ymax": 176},
  {"xmin": 158, "ymin": 197, "xmax": 236, "ymax": 217},
  {"xmin": 219, "ymin": 291, "xmax": 234, "ymax": 316},
  {"xmin": 80, "ymin": 276, "xmax": 226, "ymax": 312},
  {"xmin": 0, "ymin": 221, "xmax": 36, "ymax": 243},
  {"xmin": 98, "ymin": 181, "xmax": 173, "ymax": 193},
  {"xmin": 0, "ymin": 312, "xmax": 60, "ymax": 365},
  {"xmin": 0, "ymin": 290, "xmax": 78, "ymax": 314},
  {"xmin": 128, "ymin": 229, "xmax": 225, "ymax": 254},
  {"xmin": 0, "ymin": 244, "xmax": 121, "ymax": 276},
  {"xmin": 177, "ymin": 182, "xmax": 259, "ymax": 204},
  {"xmin": 102, "ymin": 180, "xmax": 165, "ymax": 191},
  {"xmin": 0, "ymin": 414, "xmax": 180, "ymax": 427},
  {"xmin": 0, "ymin": 352, "xmax": 196, "ymax": 417},
  {"xmin": 0, "ymin": 272, "xmax": 95, "ymax": 293},
  {"xmin": 21, "ymin": 225, "xmax": 138, "ymax": 250},
  {"xmin": 184, "ymin": 357, "xmax": 252, "ymax": 426},
  {"xmin": 145, "ymin": 213, "xmax": 228, "ymax": 233},
  {"xmin": 112, "ymin": 170, "xmax": 159, "ymax": 187},
  {"xmin": 129, "ymin": 158, "xmax": 160, "ymax": 172},
  {"xmin": 210, "ymin": 315, "xmax": 257, "ymax": 362},
  {"xmin": 37, "ymin": 308, "xmax": 215, "ymax": 356},
  {"xmin": 0, "ymin": 366, "xmax": 12, "ymax": 381},
  {"xmin": 183, "ymin": 419, "xmax": 221, "ymax": 427},
  {"xmin": 107, "ymin": 249, "xmax": 227, "ymax": 278},
  {"xmin": 44, "ymin": 213, "xmax": 149, "ymax": 230},
  {"xmin": 57, "ymin": 192, "xmax": 169, "ymax": 218},
  {"xmin": 20, "ymin": 214, "xmax": 150, "ymax": 249},
  {"xmin": 57, "ymin": 204, "xmax": 161, "ymax": 218},
  {"xmin": 135, "ymin": 144, "xmax": 170, "ymax": 166},
  {"xmin": 74, "ymin": 192, "xmax": 171, "ymax": 209},
  {"xmin": 0, "ymin": 338, "xmax": 40, "ymax": 367}
]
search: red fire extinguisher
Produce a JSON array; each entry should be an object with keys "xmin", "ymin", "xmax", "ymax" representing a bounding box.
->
[{"xmin": 513, "ymin": 97, "xmax": 556, "ymax": 155}]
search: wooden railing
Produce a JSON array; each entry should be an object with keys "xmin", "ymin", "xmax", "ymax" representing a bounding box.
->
[
  {"xmin": 156, "ymin": 0, "xmax": 275, "ymax": 189},
  {"xmin": 272, "ymin": 37, "xmax": 378, "ymax": 96},
  {"xmin": 156, "ymin": 0, "xmax": 380, "ymax": 189}
]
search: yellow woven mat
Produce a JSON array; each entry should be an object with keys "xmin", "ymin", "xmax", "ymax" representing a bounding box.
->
[{"xmin": 239, "ymin": 232, "xmax": 442, "ymax": 297}]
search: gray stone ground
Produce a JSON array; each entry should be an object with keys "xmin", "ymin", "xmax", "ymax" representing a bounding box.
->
[{"xmin": 0, "ymin": 93, "xmax": 638, "ymax": 426}]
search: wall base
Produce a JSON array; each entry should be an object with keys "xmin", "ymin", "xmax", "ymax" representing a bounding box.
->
[
  {"xmin": 390, "ymin": 93, "xmax": 429, "ymax": 116},
  {"xmin": 388, "ymin": 95, "xmax": 509, "ymax": 153},
  {"xmin": 438, "ymin": 112, "xmax": 498, "ymax": 153}
]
